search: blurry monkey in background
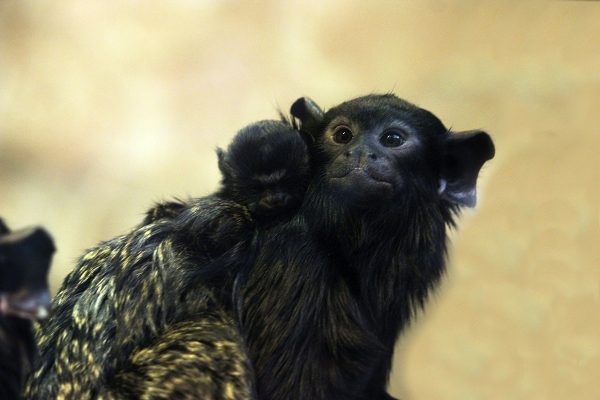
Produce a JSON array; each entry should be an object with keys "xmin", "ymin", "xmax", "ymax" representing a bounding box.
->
[{"xmin": 0, "ymin": 219, "xmax": 54, "ymax": 399}]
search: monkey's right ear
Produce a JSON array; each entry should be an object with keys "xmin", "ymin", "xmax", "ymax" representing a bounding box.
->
[
  {"xmin": 290, "ymin": 97, "xmax": 324, "ymax": 132},
  {"xmin": 216, "ymin": 148, "xmax": 233, "ymax": 178}
]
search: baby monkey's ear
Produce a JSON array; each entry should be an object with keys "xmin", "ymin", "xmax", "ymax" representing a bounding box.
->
[
  {"xmin": 290, "ymin": 97, "xmax": 324, "ymax": 137},
  {"xmin": 216, "ymin": 148, "xmax": 234, "ymax": 179},
  {"xmin": 438, "ymin": 130, "xmax": 495, "ymax": 208}
]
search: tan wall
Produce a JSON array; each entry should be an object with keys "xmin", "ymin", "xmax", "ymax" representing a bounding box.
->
[{"xmin": 1, "ymin": 1, "xmax": 598, "ymax": 399}]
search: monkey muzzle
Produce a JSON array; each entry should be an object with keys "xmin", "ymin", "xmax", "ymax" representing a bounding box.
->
[{"xmin": 330, "ymin": 167, "xmax": 395, "ymax": 197}]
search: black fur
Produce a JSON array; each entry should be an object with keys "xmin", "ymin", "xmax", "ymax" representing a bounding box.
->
[
  {"xmin": 143, "ymin": 120, "xmax": 309, "ymax": 227},
  {"xmin": 0, "ymin": 220, "xmax": 54, "ymax": 399},
  {"xmin": 217, "ymin": 120, "xmax": 309, "ymax": 222},
  {"xmin": 238, "ymin": 94, "xmax": 494, "ymax": 399},
  {"xmin": 0, "ymin": 317, "xmax": 36, "ymax": 399}
]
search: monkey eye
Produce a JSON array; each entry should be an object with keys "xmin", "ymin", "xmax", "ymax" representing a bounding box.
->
[
  {"xmin": 332, "ymin": 126, "xmax": 353, "ymax": 144},
  {"xmin": 380, "ymin": 131, "xmax": 406, "ymax": 147}
]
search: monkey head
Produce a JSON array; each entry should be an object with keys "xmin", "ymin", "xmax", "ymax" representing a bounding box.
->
[
  {"xmin": 217, "ymin": 120, "xmax": 310, "ymax": 218},
  {"xmin": 291, "ymin": 94, "xmax": 495, "ymax": 209},
  {"xmin": 0, "ymin": 221, "xmax": 54, "ymax": 321}
]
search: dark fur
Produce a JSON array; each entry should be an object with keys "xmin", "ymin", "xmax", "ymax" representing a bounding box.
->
[
  {"xmin": 0, "ymin": 317, "xmax": 36, "ymax": 399},
  {"xmin": 238, "ymin": 94, "xmax": 494, "ymax": 399},
  {"xmin": 26, "ymin": 120, "xmax": 309, "ymax": 399},
  {"xmin": 217, "ymin": 120, "xmax": 309, "ymax": 222},
  {"xmin": 0, "ymin": 220, "xmax": 54, "ymax": 399}
]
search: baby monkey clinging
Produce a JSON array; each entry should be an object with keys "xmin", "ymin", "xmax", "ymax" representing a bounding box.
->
[{"xmin": 144, "ymin": 119, "xmax": 310, "ymax": 226}]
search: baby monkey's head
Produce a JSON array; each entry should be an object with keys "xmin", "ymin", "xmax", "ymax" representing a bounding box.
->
[{"xmin": 218, "ymin": 120, "xmax": 310, "ymax": 220}]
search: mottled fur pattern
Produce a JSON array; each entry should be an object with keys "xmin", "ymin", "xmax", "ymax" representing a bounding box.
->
[
  {"xmin": 110, "ymin": 315, "xmax": 253, "ymax": 400},
  {"xmin": 26, "ymin": 198, "xmax": 256, "ymax": 399}
]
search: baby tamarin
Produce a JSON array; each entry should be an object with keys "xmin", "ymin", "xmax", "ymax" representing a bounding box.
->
[{"xmin": 143, "ymin": 119, "xmax": 309, "ymax": 226}]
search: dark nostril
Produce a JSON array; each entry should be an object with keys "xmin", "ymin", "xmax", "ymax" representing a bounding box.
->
[
  {"xmin": 344, "ymin": 151, "xmax": 352, "ymax": 157},
  {"xmin": 368, "ymin": 153, "xmax": 377, "ymax": 160}
]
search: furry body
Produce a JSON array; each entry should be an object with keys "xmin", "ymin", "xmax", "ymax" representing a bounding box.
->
[{"xmin": 27, "ymin": 198, "xmax": 256, "ymax": 399}]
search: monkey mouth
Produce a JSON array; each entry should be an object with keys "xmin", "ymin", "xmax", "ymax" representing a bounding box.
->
[{"xmin": 332, "ymin": 168, "xmax": 393, "ymax": 186}]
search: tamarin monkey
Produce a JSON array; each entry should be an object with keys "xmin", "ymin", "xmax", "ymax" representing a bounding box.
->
[{"xmin": 237, "ymin": 95, "xmax": 494, "ymax": 399}]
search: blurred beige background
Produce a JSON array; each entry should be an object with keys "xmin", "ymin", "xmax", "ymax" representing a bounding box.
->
[{"xmin": 1, "ymin": 1, "xmax": 599, "ymax": 399}]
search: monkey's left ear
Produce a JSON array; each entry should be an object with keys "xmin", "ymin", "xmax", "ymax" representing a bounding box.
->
[
  {"xmin": 0, "ymin": 219, "xmax": 9, "ymax": 235},
  {"xmin": 290, "ymin": 97, "xmax": 324, "ymax": 135},
  {"xmin": 439, "ymin": 130, "xmax": 495, "ymax": 208}
]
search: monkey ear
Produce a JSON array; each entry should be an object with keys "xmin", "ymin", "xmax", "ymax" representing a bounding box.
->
[
  {"xmin": 0, "ymin": 219, "xmax": 9, "ymax": 235},
  {"xmin": 216, "ymin": 148, "xmax": 233, "ymax": 178},
  {"xmin": 290, "ymin": 97, "xmax": 324, "ymax": 131},
  {"xmin": 439, "ymin": 130, "xmax": 495, "ymax": 208}
]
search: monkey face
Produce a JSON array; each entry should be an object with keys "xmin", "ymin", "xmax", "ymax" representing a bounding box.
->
[
  {"xmin": 292, "ymin": 94, "xmax": 494, "ymax": 208},
  {"xmin": 319, "ymin": 117, "xmax": 422, "ymax": 199}
]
